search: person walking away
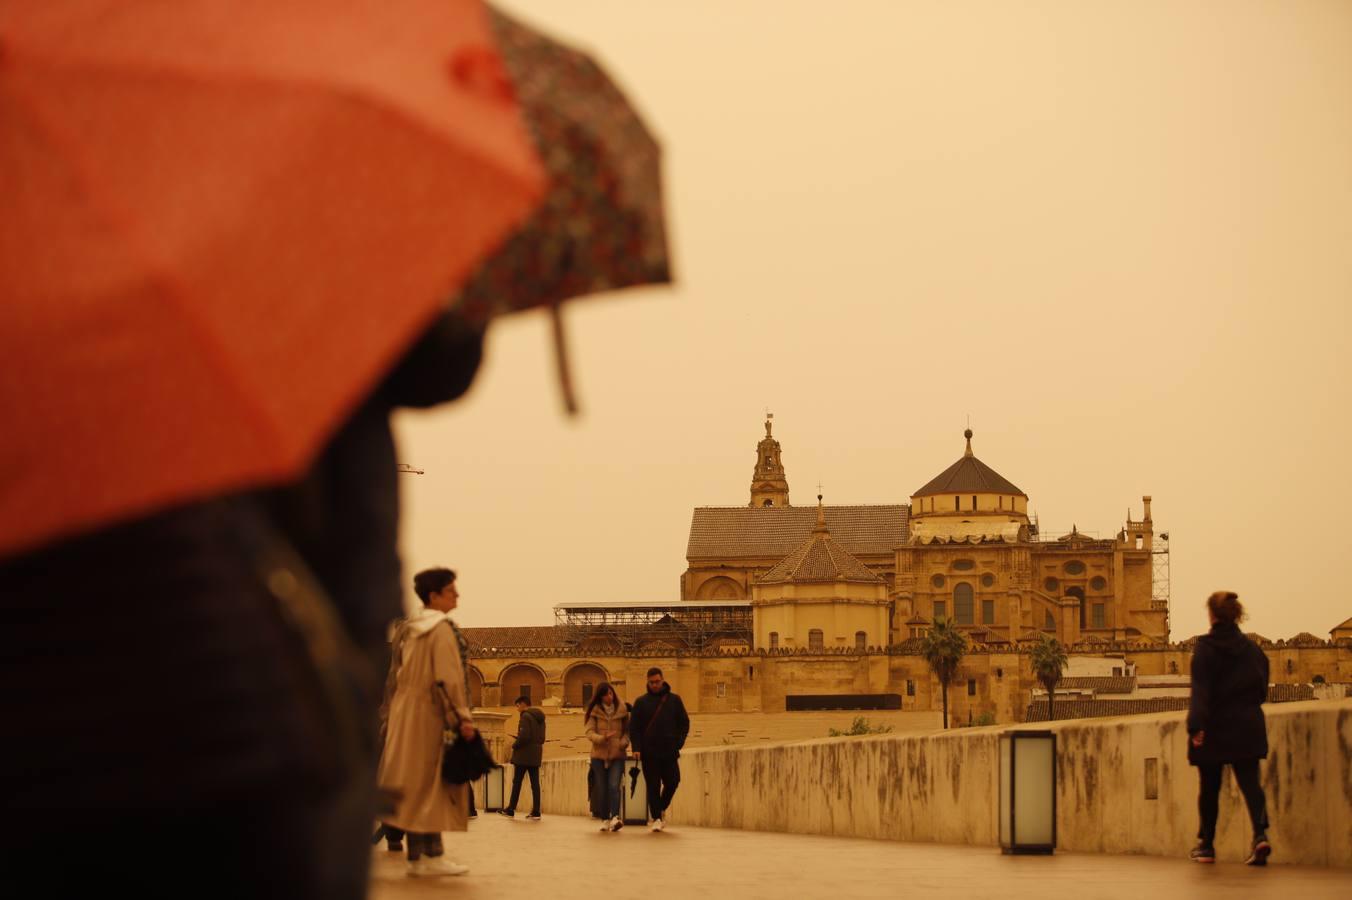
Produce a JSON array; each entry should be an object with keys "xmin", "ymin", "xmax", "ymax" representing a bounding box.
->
[
  {"xmin": 628, "ymin": 667, "xmax": 689, "ymax": 832},
  {"xmin": 584, "ymin": 682, "xmax": 630, "ymax": 831},
  {"xmin": 500, "ymin": 695, "xmax": 546, "ymax": 820},
  {"xmin": 1187, "ymin": 590, "xmax": 1272, "ymax": 865},
  {"xmin": 377, "ymin": 568, "xmax": 476, "ymax": 877}
]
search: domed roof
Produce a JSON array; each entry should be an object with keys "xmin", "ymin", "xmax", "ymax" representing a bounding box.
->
[
  {"xmin": 912, "ymin": 429, "xmax": 1025, "ymax": 498},
  {"xmin": 757, "ymin": 499, "xmax": 884, "ymax": 586}
]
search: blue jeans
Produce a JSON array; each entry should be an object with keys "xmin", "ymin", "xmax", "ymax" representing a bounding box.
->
[{"xmin": 590, "ymin": 758, "xmax": 624, "ymax": 818}]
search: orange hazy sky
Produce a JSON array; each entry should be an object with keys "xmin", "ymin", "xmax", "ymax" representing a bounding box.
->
[{"xmin": 394, "ymin": 0, "xmax": 1352, "ymax": 643}]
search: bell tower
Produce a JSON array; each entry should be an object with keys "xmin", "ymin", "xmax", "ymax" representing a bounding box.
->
[{"xmin": 749, "ymin": 413, "xmax": 791, "ymax": 507}]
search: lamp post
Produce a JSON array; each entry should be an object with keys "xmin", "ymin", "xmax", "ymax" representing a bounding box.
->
[{"xmin": 998, "ymin": 730, "xmax": 1057, "ymax": 854}]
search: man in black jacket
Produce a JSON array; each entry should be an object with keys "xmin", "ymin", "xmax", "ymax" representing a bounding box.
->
[
  {"xmin": 501, "ymin": 696, "xmax": 546, "ymax": 820},
  {"xmin": 628, "ymin": 667, "xmax": 690, "ymax": 832}
]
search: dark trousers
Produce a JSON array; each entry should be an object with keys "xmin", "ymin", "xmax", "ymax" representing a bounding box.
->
[
  {"xmin": 405, "ymin": 832, "xmax": 443, "ymax": 862},
  {"xmin": 468, "ymin": 782, "xmax": 477, "ymax": 817},
  {"xmin": 508, "ymin": 765, "xmax": 541, "ymax": 815},
  {"xmin": 641, "ymin": 756, "xmax": 681, "ymax": 820},
  {"xmin": 1197, "ymin": 760, "xmax": 1269, "ymax": 844}
]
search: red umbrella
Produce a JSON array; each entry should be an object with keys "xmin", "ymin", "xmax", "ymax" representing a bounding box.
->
[{"xmin": 0, "ymin": 0, "xmax": 546, "ymax": 557}]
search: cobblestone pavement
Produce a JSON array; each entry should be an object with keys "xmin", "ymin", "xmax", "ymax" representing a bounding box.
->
[{"xmin": 369, "ymin": 813, "xmax": 1352, "ymax": 900}]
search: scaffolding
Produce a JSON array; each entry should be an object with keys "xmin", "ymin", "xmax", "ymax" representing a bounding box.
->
[
  {"xmin": 1152, "ymin": 533, "xmax": 1172, "ymax": 638},
  {"xmin": 553, "ymin": 600, "xmax": 753, "ymax": 653}
]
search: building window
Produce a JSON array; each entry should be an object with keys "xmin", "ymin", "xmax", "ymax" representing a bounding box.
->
[
  {"xmin": 748, "ymin": 665, "xmax": 754, "ymax": 681},
  {"xmin": 1112, "ymin": 666, "xmax": 1123, "ymax": 677},
  {"xmin": 967, "ymin": 679, "xmax": 977, "ymax": 696},
  {"xmin": 999, "ymin": 496, "xmax": 1004, "ymax": 509},
  {"xmin": 952, "ymin": 559, "xmax": 975, "ymax": 571},
  {"xmin": 1091, "ymin": 575, "xmax": 1107, "ymax": 591},
  {"xmin": 933, "ymin": 601, "xmax": 947, "ymax": 622},
  {"xmin": 716, "ymin": 682, "xmax": 727, "ymax": 698},
  {"xmin": 769, "ymin": 632, "xmax": 779, "ymax": 650},
  {"xmin": 1092, "ymin": 603, "xmax": 1105, "ymax": 629},
  {"xmin": 855, "ymin": 631, "xmax": 867, "ymax": 651},
  {"xmin": 1045, "ymin": 611, "xmax": 1055, "ymax": 630},
  {"xmin": 906, "ymin": 679, "xmax": 916, "ymax": 697},
  {"xmin": 955, "ymin": 496, "xmax": 961, "ymax": 511},
  {"xmin": 763, "ymin": 499, "xmax": 773, "ymax": 507},
  {"xmin": 1045, "ymin": 577, "xmax": 1059, "ymax": 593},
  {"xmin": 982, "ymin": 599, "xmax": 995, "ymax": 625},
  {"xmin": 809, "ymin": 629, "xmax": 824, "ymax": 652},
  {"xmin": 954, "ymin": 583, "xmax": 974, "ymax": 625},
  {"xmin": 972, "ymin": 495, "xmax": 977, "ymax": 509},
  {"xmin": 1065, "ymin": 560, "xmax": 1086, "ymax": 575},
  {"xmin": 981, "ymin": 573, "xmax": 995, "ymax": 588},
  {"xmin": 932, "ymin": 574, "xmax": 946, "ymax": 588},
  {"xmin": 1135, "ymin": 535, "xmax": 1144, "ymax": 549}
]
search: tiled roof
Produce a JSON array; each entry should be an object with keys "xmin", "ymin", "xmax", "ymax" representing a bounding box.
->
[
  {"xmin": 1024, "ymin": 697, "xmax": 1189, "ymax": 722},
  {"xmin": 912, "ymin": 437, "xmax": 1024, "ymax": 498},
  {"xmin": 687, "ymin": 505, "xmax": 908, "ymax": 559},
  {"xmin": 757, "ymin": 526, "xmax": 884, "ymax": 585},
  {"xmin": 1057, "ymin": 676, "xmax": 1136, "ymax": 694},
  {"xmin": 462, "ymin": 626, "xmax": 562, "ymax": 651}
]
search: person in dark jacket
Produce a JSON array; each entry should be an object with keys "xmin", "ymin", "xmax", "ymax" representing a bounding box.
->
[
  {"xmin": 0, "ymin": 312, "xmax": 486, "ymax": 896},
  {"xmin": 500, "ymin": 696, "xmax": 546, "ymax": 820},
  {"xmin": 1187, "ymin": 590, "xmax": 1272, "ymax": 866},
  {"xmin": 628, "ymin": 667, "xmax": 690, "ymax": 832}
]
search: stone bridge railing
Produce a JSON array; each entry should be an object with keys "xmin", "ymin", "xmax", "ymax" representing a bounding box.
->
[{"xmin": 534, "ymin": 699, "xmax": 1351, "ymax": 867}]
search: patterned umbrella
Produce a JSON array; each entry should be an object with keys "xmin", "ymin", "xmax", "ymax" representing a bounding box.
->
[{"xmin": 457, "ymin": 6, "xmax": 672, "ymax": 410}]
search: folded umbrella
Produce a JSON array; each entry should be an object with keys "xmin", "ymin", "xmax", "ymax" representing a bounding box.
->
[
  {"xmin": 629, "ymin": 764, "xmax": 641, "ymax": 798},
  {"xmin": 0, "ymin": 0, "xmax": 545, "ymax": 557}
]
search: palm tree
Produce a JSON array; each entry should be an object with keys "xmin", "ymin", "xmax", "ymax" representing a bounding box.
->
[
  {"xmin": 920, "ymin": 619, "xmax": 967, "ymax": 729},
  {"xmin": 1030, "ymin": 634, "xmax": 1069, "ymax": 721}
]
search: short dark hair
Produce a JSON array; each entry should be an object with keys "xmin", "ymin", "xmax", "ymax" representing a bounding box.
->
[
  {"xmin": 646, "ymin": 667, "xmax": 663, "ymax": 678},
  {"xmin": 413, "ymin": 568, "xmax": 456, "ymax": 604},
  {"xmin": 514, "ymin": 695, "xmax": 530, "ymax": 706}
]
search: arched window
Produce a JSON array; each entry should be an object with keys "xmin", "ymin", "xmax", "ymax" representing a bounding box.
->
[
  {"xmin": 855, "ymin": 631, "xmax": 867, "ymax": 651},
  {"xmin": 809, "ymin": 629, "xmax": 824, "ymax": 652},
  {"xmin": 954, "ymin": 583, "xmax": 974, "ymax": 625},
  {"xmin": 768, "ymin": 632, "xmax": 779, "ymax": 650},
  {"xmin": 763, "ymin": 499, "xmax": 773, "ymax": 507}
]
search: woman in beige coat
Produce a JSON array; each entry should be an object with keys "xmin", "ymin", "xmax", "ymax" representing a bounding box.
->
[
  {"xmin": 584, "ymin": 682, "xmax": 630, "ymax": 832},
  {"xmin": 377, "ymin": 568, "xmax": 476, "ymax": 877}
]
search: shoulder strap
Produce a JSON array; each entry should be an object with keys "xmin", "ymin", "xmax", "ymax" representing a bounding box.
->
[{"xmin": 643, "ymin": 694, "xmax": 669, "ymax": 742}]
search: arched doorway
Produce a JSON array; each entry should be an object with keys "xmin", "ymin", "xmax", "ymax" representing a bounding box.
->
[
  {"xmin": 1067, "ymin": 586, "xmax": 1086, "ymax": 629},
  {"xmin": 497, "ymin": 663, "xmax": 546, "ymax": 707},
  {"xmin": 563, "ymin": 662, "xmax": 609, "ymax": 707},
  {"xmin": 467, "ymin": 666, "xmax": 484, "ymax": 708}
]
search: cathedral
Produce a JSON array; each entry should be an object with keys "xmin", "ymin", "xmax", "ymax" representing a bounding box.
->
[
  {"xmin": 683, "ymin": 415, "xmax": 1168, "ymax": 651},
  {"xmin": 462, "ymin": 418, "xmax": 1348, "ymax": 719}
]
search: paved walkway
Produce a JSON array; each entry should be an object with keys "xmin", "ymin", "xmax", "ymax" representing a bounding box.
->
[{"xmin": 369, "ymin": 814, "xmax": 1351, "ymax": 900}]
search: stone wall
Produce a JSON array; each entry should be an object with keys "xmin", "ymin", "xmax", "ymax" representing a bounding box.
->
[{"xmin": 534, "ymin": 699, "xmax": 1352, "ymax": 867}]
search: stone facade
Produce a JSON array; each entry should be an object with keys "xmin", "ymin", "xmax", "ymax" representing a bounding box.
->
[{"xmin": 465, "ymin": 418, "xmax": 1352, "ymax": 724}]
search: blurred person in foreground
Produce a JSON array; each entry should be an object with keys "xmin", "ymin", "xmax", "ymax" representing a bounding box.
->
[
  {"xmin": 376, "ymin": 567, "xmax": 476, "ymax": 877},
  {"xmin": 1187, "ymin": 590, "xmax": 1272, "ymax": 866},
  {"xmin": 0, "ymin": 314, "xmax": 485, "ymax": 896}
]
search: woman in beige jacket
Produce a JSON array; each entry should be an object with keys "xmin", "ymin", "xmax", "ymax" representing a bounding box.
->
[
  {"xmin": 377, "ymin": 568, "xmax": 476, "ymax": 877},
  {"xmin": 584, "ymin": 682, "xmax": 630, "ymax": 832}
]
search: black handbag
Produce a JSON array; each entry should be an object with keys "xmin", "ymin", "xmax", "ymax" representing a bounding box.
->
[{"xmin": 441, "ymin": 730, "xmax": 498, "ymax": 785}]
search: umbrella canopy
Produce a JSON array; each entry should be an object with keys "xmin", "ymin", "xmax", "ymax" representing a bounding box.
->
[
  {"xmin": 0, "ymin": 0, "xmax": 545, "ymax": 557},
  {"xmin": 454, "ymin": 5, "xmax": 671, "ymax": 323}
]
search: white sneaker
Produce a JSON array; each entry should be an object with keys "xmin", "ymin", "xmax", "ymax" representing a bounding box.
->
[
  {"xmin": 599, "ymin": 819, "xmax": 613, "ymax": 832},
  {"xmin": 610, "ymin": 816, "xmax": 624, "ymax": 832},
  {"xmin": 408, "ymin": 857, "xmax": 469, "ymax": 877},
  {"xmin": 650, "ymin": 818, "xmax": 664, "ymax": 832}
]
